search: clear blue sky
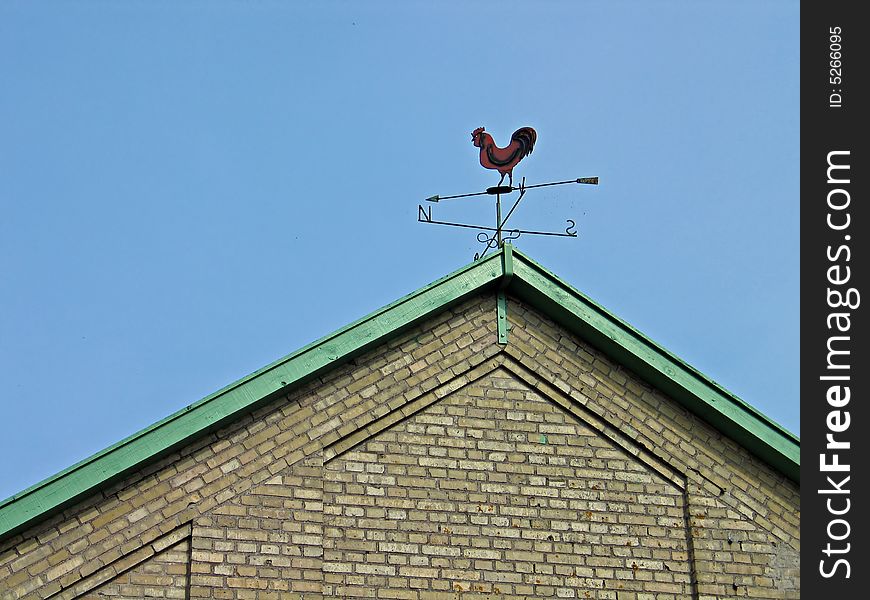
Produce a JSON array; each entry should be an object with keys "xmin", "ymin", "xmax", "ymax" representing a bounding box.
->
[{"xmin": 0, "ymin": 1, "xmax": 798, "ymax": 501}]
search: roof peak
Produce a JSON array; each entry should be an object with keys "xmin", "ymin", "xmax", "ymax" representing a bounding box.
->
[{"xmin": 0, "ymin": 245, "xmax": 798, "ymax": 541}]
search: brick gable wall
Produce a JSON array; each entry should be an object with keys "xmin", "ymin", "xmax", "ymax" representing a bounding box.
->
[{"xmin": 0, "ymin": 293, "xmax": 799, "ymax": 599}]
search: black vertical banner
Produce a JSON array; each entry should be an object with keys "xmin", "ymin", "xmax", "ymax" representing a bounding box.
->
[{"xmin": 802, "ymin": 1, "xmax": 868, "ymax": 596}]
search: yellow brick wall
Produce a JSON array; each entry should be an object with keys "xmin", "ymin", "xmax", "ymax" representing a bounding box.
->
[
  {"xmin": 0, "ymin": 293, "xmax": 799, "ymax": 599},
  {"xmin": 323, "ymin": 368, "xmax": 693, "ymax": 598}
]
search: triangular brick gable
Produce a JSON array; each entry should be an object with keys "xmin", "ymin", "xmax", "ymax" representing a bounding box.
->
[{"xmin": 0, "ymin": 248, "xmax": 799, "ymax": 598}]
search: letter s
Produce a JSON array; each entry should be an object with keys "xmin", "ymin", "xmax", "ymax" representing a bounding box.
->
[
  {"xmin": 827, "ymin": 244, "xmax": 851, "ymax": 263},
  {"xmin": 820, "ymin": 558, "xmax": 851, "ymax": 578}
]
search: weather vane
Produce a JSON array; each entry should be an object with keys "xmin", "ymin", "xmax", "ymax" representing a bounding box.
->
[{"xmin": 418, "ymin": 126, "xmax": 598, "ymax": 259}]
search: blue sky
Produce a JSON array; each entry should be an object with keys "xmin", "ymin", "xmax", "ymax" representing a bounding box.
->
[{"xmin": 0, "ymin": 1, "xmax": 798, "ymax": 500}]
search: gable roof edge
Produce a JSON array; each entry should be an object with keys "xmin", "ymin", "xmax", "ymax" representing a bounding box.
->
[
  {"xmin": 0, "ymin": 252, "xmax": 503, "ymax": 541},
  {"xmin": 0, "ymin": 245, "xmax": 799, "ymax": 543},
  {"xmin": 504, "ymin": 247, "xmax": 800, "ymax": 482}
]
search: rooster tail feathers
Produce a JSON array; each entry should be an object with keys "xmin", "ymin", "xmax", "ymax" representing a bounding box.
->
[{"xmin": 511, "ymin": 127, "xmax": 537, "ymax": 158}]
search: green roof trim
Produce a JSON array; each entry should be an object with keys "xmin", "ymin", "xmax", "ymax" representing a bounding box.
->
[
  {"xmin": 507, "ymin": 249, "xmax": 799, "ymax": 480},
  {"xmin": 0, "ymin": 252, "xmax": 503, "ymax": 540},
  {"xmin": 0, "ymin": 246, "xmax": 799, "ymax": 542}
]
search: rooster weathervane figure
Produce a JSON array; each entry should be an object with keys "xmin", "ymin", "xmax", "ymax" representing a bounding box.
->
[
  {"xmin": 472, "ymin": 126, "xmax": 537, "ymax": 187},
  {"xmin": 418, "ymin": 126, "xmax": 598, "ymax": 260}
]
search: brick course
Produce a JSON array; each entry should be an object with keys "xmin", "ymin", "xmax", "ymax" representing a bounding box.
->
[{"xmin": 0, "ymin": 293, "xmax": 799, "ymax": 599}]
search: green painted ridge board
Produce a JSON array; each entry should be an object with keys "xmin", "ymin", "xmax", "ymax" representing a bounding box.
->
[
  {"xmin": 507, "ymin": 252, "xmax": 799, "ymax": 481},
  {"xmin": 509, "ymin": 247, "xmax": 799, "ymax": 445},
  {"xmin": 0, "ymin": 252, "xmax": 503, "ymax": 539},
  {"xmin": 501, "ymin": 243, "xmax": 514, "ymax": 286}
]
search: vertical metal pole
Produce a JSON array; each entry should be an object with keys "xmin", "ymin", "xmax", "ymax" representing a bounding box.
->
[{"xmin": 496, "ymin": 192, "xmax": 502, "ymax": 247}]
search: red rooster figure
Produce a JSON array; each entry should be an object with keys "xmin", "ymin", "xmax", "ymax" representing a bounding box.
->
[{"xmin": 472, "ymin": 126, "xmax": 537, "ymax": 186}]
